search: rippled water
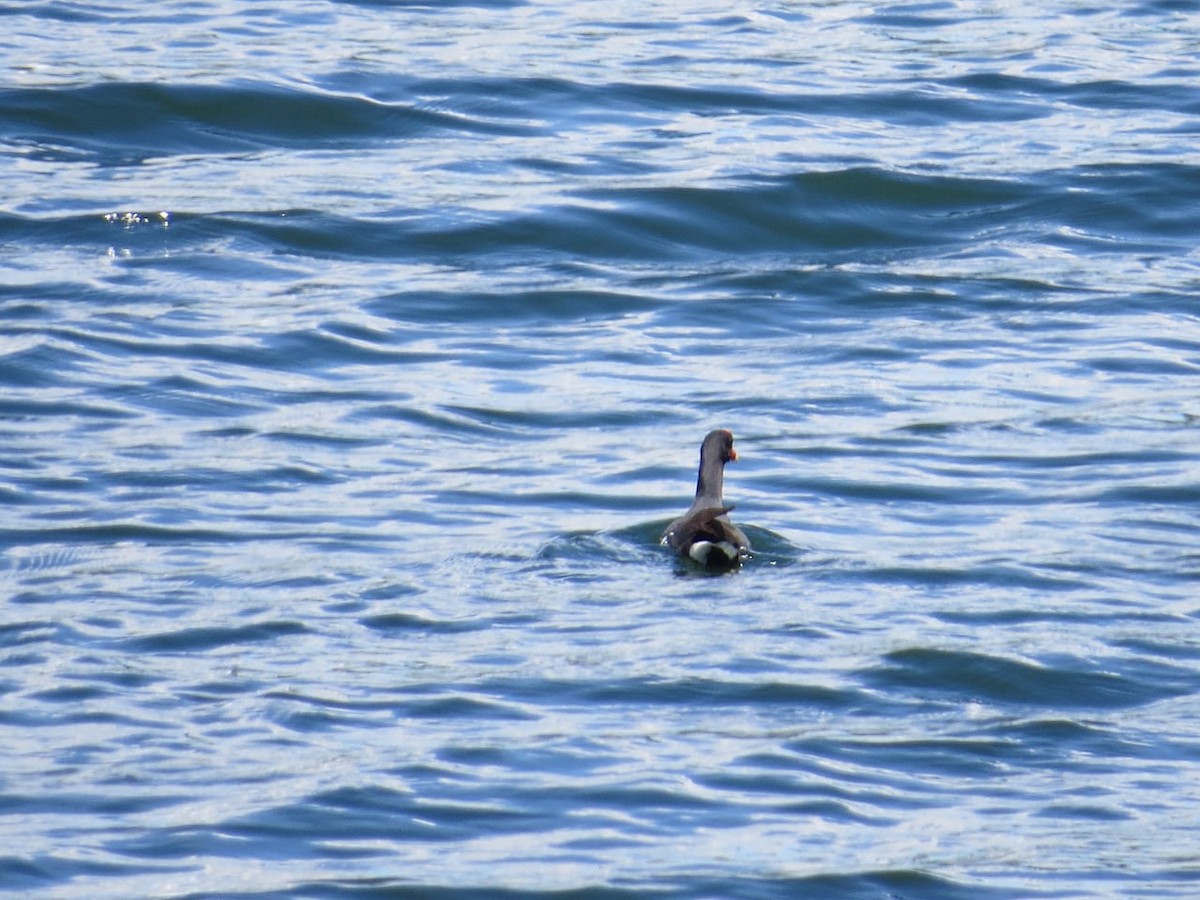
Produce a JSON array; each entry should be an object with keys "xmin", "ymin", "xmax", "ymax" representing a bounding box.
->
[{"xmin": 3, "ymin": 1, "xmax": 1200, "ymax": 897}]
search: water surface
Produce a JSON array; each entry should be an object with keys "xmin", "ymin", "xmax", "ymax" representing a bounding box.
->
[{"xmin": 2, "ymin": 1, "xmax": 1200, "ymax": 897}]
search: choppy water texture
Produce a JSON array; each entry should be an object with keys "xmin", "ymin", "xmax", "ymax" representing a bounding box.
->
[{"xmin": 3, "ymin": 1, "xmax": 1200, "ymax": 897}]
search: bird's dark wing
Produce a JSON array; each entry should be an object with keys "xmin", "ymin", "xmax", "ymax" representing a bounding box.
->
[{"xmin": 662, "ymin": 504, "xmax": 736, "ymax": 552}]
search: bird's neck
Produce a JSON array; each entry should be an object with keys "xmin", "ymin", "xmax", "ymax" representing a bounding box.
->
[{"xmin": 695, "ymin": 460, "xmax": 725, "ymax": 505}]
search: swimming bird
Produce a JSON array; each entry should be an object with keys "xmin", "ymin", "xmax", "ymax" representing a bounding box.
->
[{"xmin": 661, "ymin": 429, "xmax": 750, "ymax": 569}]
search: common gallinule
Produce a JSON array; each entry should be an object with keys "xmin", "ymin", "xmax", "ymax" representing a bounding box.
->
[{"xmin": 661, "ymin": 429, "xmax": 750, "ymax": 569}]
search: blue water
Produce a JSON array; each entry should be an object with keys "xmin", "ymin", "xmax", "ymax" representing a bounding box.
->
[{"xmin": 3, "ymin": 1, "xmax": 1200, "ymax": 897}]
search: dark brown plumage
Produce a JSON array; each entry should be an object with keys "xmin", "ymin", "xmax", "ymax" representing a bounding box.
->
[{"xmin": 661, "ymin": 429, "xmax": 750, "ymax": 569}]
